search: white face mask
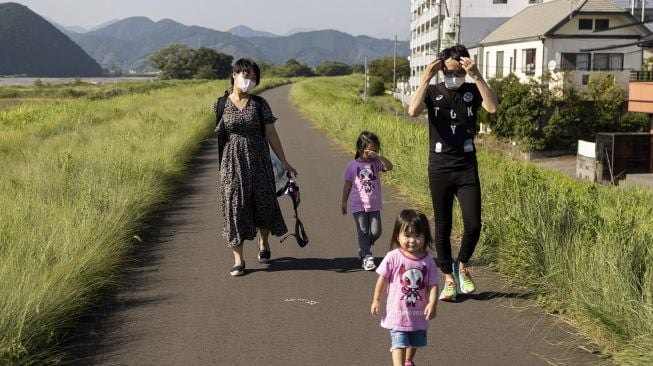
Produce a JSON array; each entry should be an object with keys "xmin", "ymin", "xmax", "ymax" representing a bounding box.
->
[
  {"xmin": 235, "ymin": 74, "xmax": 256, "ymax": 93},
  {"xmin": 444, "ymin": 76, "xmax": 465, "ymax": 90}
]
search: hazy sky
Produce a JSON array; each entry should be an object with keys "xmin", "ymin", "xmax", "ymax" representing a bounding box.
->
[{"xmin": 14, "ymin": 0, "xmax": 411, "ymax": 40}]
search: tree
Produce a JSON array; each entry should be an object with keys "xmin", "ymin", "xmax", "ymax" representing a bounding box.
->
[
  {"xmin": 492, "ymin": 73, "xmax": 553, "ymax": 150},
  {"xmin": 191, "ymin": 47, "xmax": 233, "ymax": 79},
  {"xmin": 315, "ymin": 61, "xmax": 353, "ymax": 76},
  {"xmin": 586, "ymin": 74, "xmax": 625, "ymax": 133},
  {"xmin": 149, "ymin": 44, "xmax": 196, "ymax": 79},
  {"xmin": 368, "ymin": 57, "xmax": 410, "ymax": 85},
  {"xmin": 367, "ymin": 76, "xmax": 385, "ymax": 96},
  {"xmin": 150, "ymin": 45, "xmax": 233, "ymax": 79},
  {"xmin": 352, "ymin": 64, "xmax": 364, "ymax": 74},
  {"xmin": 266, "ymin": 59, "xmax": 314, "ymax": 77}
]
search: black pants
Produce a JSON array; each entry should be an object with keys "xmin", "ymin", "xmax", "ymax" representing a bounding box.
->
[{"xmin": 428, "ymin": 168, "xmax": 481, "ymax": 274}]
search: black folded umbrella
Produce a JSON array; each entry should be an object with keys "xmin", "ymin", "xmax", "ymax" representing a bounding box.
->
[{"xmin": 278, "ymin": 173, "xmax": 309, "ymax": 248}]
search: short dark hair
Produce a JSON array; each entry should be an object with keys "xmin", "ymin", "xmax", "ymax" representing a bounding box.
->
[
  {"xmin": 389, "ymin": 209, "xmax": 434, "ymax": 252},
  {"xmin": 230, "ymin": 58, "xmax": 260, "ymax": 86},
  {"xmin": 438, "ymin": 44, "xmax": 470, "ymax": 61}
]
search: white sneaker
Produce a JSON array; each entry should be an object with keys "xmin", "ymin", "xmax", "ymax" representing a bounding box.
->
[{"xmin": 362, "ymin": 255, "xmax": 376, "ymax": 271}]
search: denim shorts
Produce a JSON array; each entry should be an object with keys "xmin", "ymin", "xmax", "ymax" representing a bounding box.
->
[{"xmin": 389, "ymin": 329, "xmax": 427, "ymax": 350}]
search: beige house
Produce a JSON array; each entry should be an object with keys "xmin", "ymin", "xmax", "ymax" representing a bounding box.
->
[{"xmin": 468, "ymin": 0, "xmax": 651, "ymax": 90}]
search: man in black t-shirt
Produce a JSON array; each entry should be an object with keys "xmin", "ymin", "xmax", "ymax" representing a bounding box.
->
[{"xmin": 408, "ymin": 45, "xmax": 498, "ymax": 302}]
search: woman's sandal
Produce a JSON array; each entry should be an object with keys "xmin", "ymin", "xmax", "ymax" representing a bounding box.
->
[
  {"xmin": 258, "ymin": 239, "xmax": 271, "ymax": 263},
  {"xmin": 257, "ymin": 249, "xmax": 271, "ymax": 263},
  {"xmin": 229, "ymin": 262, "xmax": 246, "ymax": 276}
]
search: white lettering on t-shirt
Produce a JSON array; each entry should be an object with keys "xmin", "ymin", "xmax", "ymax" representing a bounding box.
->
[
  {"xmin": 450, "ymin": 110, "xmax": 457, "ymax": 119},
  {"xmin": 433, "ymin": 106, "xmax": 439, "ymax": 117},
  {"xmin": 451, "ymin": 125, "xmax": 457, "ymax": 134},
  {"xmin": 467, "ymin": 106, "xmax": 474, "ymax": 117}
]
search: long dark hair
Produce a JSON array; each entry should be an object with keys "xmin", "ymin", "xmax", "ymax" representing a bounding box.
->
[
  {"xmin": 389, "ymin": 209, "xmax": 434, "ymax": 252},
  {"xmin": 225, "ymin": 58, "xmax": 261, "ymax": 96},
  {"xmin": 354, "ymin": 131, "xmax": 381, "ymax": 159}
]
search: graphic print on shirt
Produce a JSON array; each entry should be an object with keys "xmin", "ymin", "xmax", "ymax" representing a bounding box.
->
[
  {"xmin": 399, "ymin": 264, "xmax": 427, "ymax": 307},
  {"xmin": 357, "ymin": 166, "xmax": 377, "ymax": 194}
]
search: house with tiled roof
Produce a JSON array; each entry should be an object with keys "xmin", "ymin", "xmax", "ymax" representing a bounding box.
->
[{"xmin": 468, "ymin": 0, "xmax": 651, "ymax": 90}]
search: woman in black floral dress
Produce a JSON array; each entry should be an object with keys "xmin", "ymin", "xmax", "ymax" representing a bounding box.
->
[{"xmin": 215, "ymin": 58, "xmax": 297, "ymax": 276}]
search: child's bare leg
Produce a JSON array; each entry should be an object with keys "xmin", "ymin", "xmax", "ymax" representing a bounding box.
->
[
  {"xmin": 406, "ymin": 347, "xmax": 416, "ymax": 363},
  {"xmin": 392, "ymin": 348, "xmax": 406, "ymax": 366}
]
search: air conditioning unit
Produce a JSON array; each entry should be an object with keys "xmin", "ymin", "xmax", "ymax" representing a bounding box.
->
[{"xmin": 443, "ymin": 18, "xmax": 456, "ymax": 34}]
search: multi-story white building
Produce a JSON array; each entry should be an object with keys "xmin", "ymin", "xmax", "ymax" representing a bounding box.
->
[
  {"xmin": 408, "ymin": 0, "xmax": 651, "ymax": 93},
  {"xmin": 409, "ymin": 0, "xmax": 545, "ymax": 92}
]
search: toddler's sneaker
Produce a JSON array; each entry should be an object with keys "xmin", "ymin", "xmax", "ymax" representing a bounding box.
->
[
  {"xmin": 404, "ymin": 361, "xmax": 415, "ymax": 366},
  {"xmin": 453, "ymin": 259, "xmax": 476, "ymax": 294},
  {"xmin": 363, "ymin": 255, "xmax": 376, "ymax": 271},
  {"xmin": 438, "ymin": 279, "xmax": 457, "ymax": 302}
]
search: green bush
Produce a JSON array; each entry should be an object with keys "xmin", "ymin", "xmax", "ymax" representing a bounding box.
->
[{"xmin": 367, "ymin": 76, "xmax": 385, "ymax": 96}]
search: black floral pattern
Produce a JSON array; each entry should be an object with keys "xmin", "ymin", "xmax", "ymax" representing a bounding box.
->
[{"xmin": 215, "ymin": 96, "xmax": 288, "ymax": 247}]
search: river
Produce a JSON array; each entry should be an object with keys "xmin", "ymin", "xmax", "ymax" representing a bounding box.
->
[{"xmin": 0, "ymin": 77, "xmax": 156, "ymax": 86}]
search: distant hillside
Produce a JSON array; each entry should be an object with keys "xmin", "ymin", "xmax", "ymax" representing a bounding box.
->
[
  {"xmin": 247, "ymin": 30, "xmax": 406, "ymax": 66},
  {"xmin": 228, "ymin": 25, "xmax": 277, "ymax": 38},
  {"xmin": 66, "ymin": 17, "xmax": 264, "ymax": 71},
  {"xmin": 0, "ymin": 3, "xmax": 103, "ymax": 77},
  {"xmin": 66, "ymin": 17, "xmax": 409, "ymax": 71}
]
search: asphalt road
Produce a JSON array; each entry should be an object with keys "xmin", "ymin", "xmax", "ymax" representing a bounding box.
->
[{"xmin": 69, "ymin": 84, "xmax": 606, "ymax": 366}]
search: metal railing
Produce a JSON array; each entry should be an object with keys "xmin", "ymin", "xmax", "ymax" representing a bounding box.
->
[{"xmin": 630, "ymin": 70, "xmax": 653, "ymax": 81}]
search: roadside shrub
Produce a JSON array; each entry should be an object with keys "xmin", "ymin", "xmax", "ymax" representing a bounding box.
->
[{"xmin": 367, "ymin": 76, "xmax": 384, "ymax": 96}]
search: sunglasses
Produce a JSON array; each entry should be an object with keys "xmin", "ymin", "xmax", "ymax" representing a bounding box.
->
[{"xmin": 438, "ymin": 45, "xmax": 469, "ymax": 61}]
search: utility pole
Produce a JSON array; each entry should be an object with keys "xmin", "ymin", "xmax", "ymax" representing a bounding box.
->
[
  {"xmin": 456, "ymin": 0, "xmax": 461, "ymax": 45},
  {"xmin": 643, "ymin": 0, "xmax": 647, "ymax": 22},
  {"xmin": 393, "ymin": 34, "xmax": 397, "ymax": 92},
  {"xmin": 436, "ymin": 0, "xmax": 443, "ymax": 53},
  {"xmin": 364, "ymin": 56, "xmax": 368, "ymax": 99},
  {"xmin": 631, "ymin": 0, "xmax": 635, "ymax": 16}
]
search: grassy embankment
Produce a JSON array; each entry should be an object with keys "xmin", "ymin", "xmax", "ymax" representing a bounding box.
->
[
  {"xmin": 0, "ymin": 78, "xmax": 289, "ymax": 365},
  {"xmin": 289, "ymin": 75, "xmax": 653, "ymax": 365},
  {"xmin": 0, "ymin": 79, "xmax": 193, "ymax": 109}
]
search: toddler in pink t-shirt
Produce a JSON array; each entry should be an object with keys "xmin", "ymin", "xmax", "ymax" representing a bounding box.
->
[
  {"xmin": 341, "ymin": 131, "xmax": 393, "ymax": 271},
  {"xmin": 371, "ymin": 209, "xmax": 439, "ymax": 366}
]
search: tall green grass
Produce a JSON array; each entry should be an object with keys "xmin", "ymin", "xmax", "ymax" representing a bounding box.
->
[
  {"xmin": 0, "ymin": 78, "xmax": 289, "ymax": 364},
  {"xmin": 290, "ymin": 75, "xmax": 653, "ymax": 364}
]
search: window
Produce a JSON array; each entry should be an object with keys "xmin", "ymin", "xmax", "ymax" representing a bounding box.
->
[
  {"xmin": 561, "ymin": 53, "xmax": 590, "ymax": 71},
  {"xmin": 595, "ymin": 19, "xmax": 609, "ymax": 31},
  {"xmin": 513, "ymin": 49, "xmax": 517, "ymax": 72},
  {"xmin": 593, "ymin": 53, "xmax": 623, "ymax": 71},
  {"xmin": 493, "ymin": 0, "xmax": 508, "ymax": 3},
  {"xmin": 496, "ymin": 51, "xmax": 504, "ymax": 78},
  {"xmin": 485, "ymin": 51, "xmax": 490, "ymax": 77},
  {"xmin": 522, "ymin": 49, "xmax": 536, "ymax": 74},
  {"xmin": 579, "ymin": 19, "xmax": 593, "ymax": 30},
  {"xmin": 528, "ymin": 0, "xmax": 542, "ymax": 3},
  {"xmin": 582, "ymin": 74, "xmax": 590, "ymax": 85}
]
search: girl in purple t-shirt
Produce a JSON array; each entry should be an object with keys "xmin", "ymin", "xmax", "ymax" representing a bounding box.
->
[
  {"xmin": 341, "ymin": 131, "xmax": 393, "ymax": 271},
  {"xmin": 371, "ymin": 209, "xmax": 439, "ymax": 366}
]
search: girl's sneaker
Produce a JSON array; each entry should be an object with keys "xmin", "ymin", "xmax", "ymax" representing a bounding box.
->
[
  {"xmin": 363, "ymin": 255, "xmax": 377, "ymax": 271},
  {"xmin": 453, "ymin": 259, "xmax": 476, "ymax": 294},
  {"xmin": 438, "ymin": 279, "xmax": 457, "ymax": 302},
  {"xmin": 405, "ymin": 361, "xmax": 415, "ymax": 366}
]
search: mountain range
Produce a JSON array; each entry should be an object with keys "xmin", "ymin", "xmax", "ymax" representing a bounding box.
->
[
  {"xmin": 0, "ymin": 2, "xmax": 410, "ymax": 76},
  {"xmin": 63, "ymin": 17, "xmax": 409, "ymax": 71}
]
